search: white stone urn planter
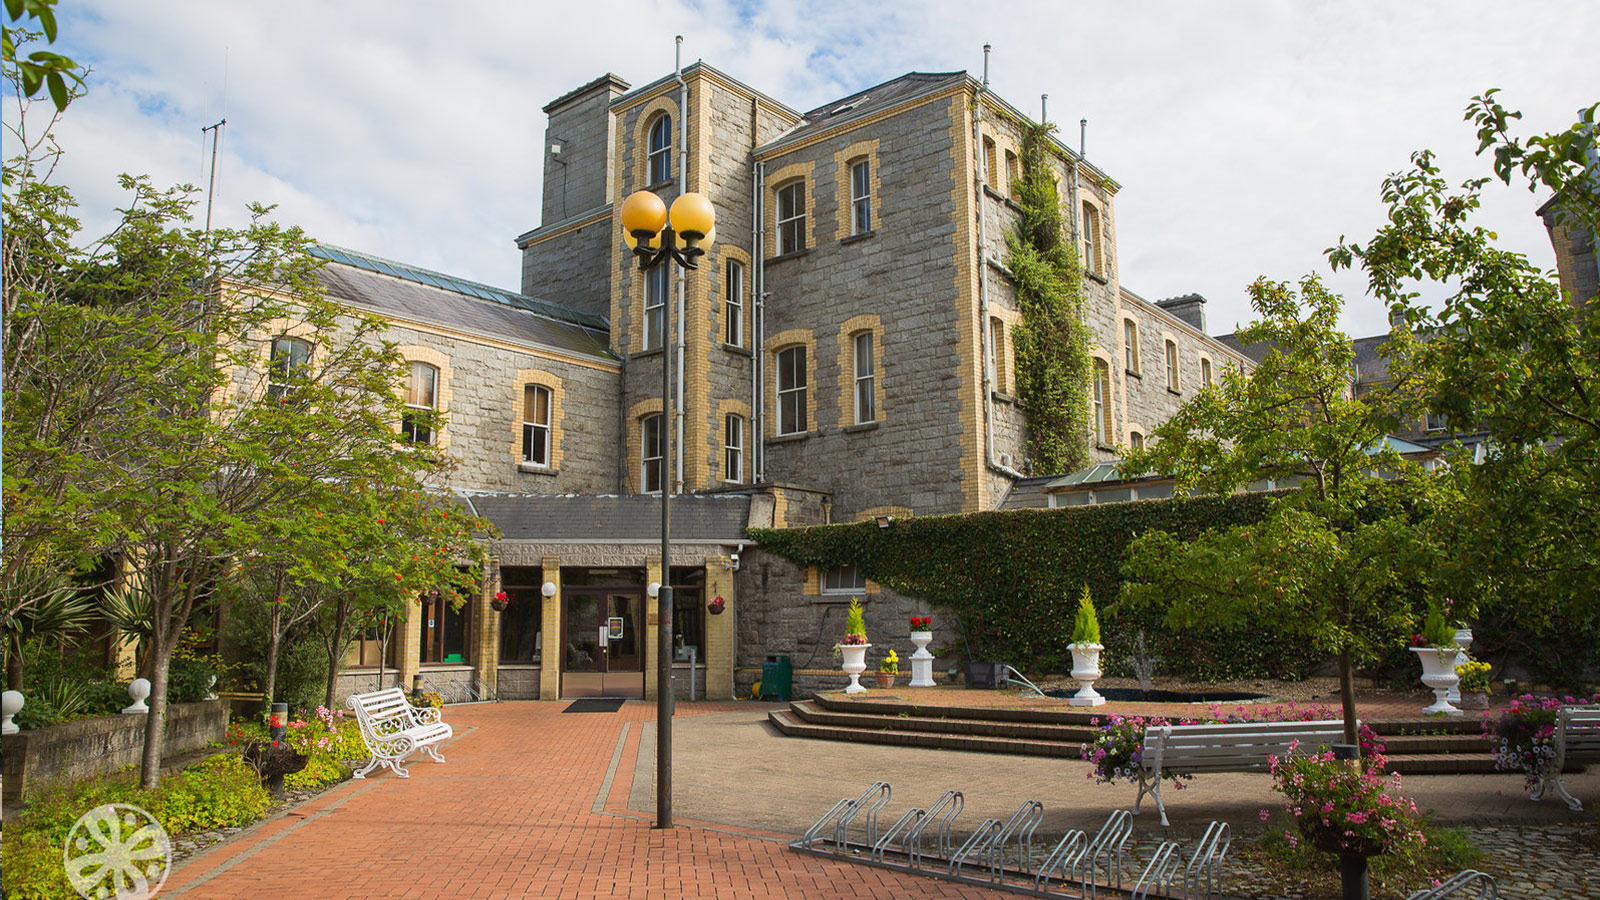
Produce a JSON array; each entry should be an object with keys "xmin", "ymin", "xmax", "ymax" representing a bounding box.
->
[
  {"xmin": 1, "ymin": 690, "xmax": 23, "ymax": 734},
  {"xmin": 839, "ymin": 642, "xmax": 871, "ymax": 694},
  {"xmin": 1447, "ymin": 628, "xmax": 1473, "ymax": 704},
  {"xmin": 1412, "ymin": 647, "xmax": 1462, "ymax": 716},
  {"xmin": 1069, "ymin": 642, "xmax": 1105, "ymax": 707},
  {"xmin": 908, "ymin": 631, "xmax": 936, "ymax": 687}
]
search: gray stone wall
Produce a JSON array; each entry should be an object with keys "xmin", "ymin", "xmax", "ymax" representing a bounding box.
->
[
  {"xmin": 378, "ymin": 320, "xmax": 620, "ymax": 494},
  {"xmin": 2, "ymin": 701, "xmax": 226, "ymax": 803},
  {"xmin": 732, "ymin": 549, "xmax": 956, "ymax": 699},
  {"xmin": 758, "ymin": 97, "xmax": 970, "ymax": 519},
  {"xmin": 539, "ymin": 76, "xmax": 624, "ymax": 226},
  {"xmin": 519, "ymin": 219, "xmax": 615, "ymax": 321}
]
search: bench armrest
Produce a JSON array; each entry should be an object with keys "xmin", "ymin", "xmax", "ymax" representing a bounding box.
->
[{"xmin": 412, "ymin": 704, "xmax": 443, "ymax": 727}]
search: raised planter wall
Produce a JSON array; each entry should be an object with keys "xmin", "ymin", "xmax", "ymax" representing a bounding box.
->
[{"xmin": 1, "ymin": 700, "xmax": 227, "ymax": 804}]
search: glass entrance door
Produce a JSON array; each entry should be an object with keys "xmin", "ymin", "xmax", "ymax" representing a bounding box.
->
[{"xmin": 561, "ymin": 590, "xmax": 644, "ymax": 698}]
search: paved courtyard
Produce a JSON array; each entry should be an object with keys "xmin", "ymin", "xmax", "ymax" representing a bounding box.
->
[{"xmin": 159, "ymin": 699, "xmax": 1599, "ymax": 899}]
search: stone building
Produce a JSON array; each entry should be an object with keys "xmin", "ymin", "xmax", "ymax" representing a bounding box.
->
[{"xmin": 315, "ymin": 61, "xmax": 1253, "ymax": 703}]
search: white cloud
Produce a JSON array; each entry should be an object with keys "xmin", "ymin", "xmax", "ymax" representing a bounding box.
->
[{"xmin": 18, "ymin": 0, "xmax": 1595, "ymax": 338}]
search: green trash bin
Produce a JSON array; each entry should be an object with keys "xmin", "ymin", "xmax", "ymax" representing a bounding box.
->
[{"xmin": 759, "ymin": 655, "xmax": 792, "ymax": 701}]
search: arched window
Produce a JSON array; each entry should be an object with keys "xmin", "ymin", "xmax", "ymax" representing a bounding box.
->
[
  {"xmin": 268, "ymin": 336, "xmax": 311, "ymax": 400},
  {"xmin": 1093, "ymin": 359, "xmax": 1112, "ymax": 445},
  {"xmin": 643, "ymin": 263, "xmax": 668, "ymax": 351},
  {"xmin": 1123, "ymin": 319, "xmax": 1140, "ymax": 374},
  {"xmin": 849, "ymin": 159, "xmax": 872, "ymax": 234},
  {"xmin": 724, "ymin": 414, "xmax": 744, "ymax": 483},
  {"xmin": 641, "ymin": 414, "xmax": 665, "ymax": 493},
  {"xmin": 1082, "ymin": 202, "xmax": 1103, "ymax": 276},
  {"xmin": 648, "ymin": 115, "xmax": 672, "ymax": 184},
  {"xmin": 776, "ymin": 180, "xmax": 806, "ymax": 255},
  {"xmin": 776, "ymin": 345, "xmax": 808, "ymax": 434},
  {"xmin": 1165, "ymin": 339, "xmax": 1179, "ymax": 391},
  {"xmin": 1201, "ymin": 357, "xmax": 1213, "ymax": 386},
  {"xmin": 725, "ymin": 261, "xmax": 744, "ymax": 347},
  {"xmin": 988, "ymin": 317, "xmax": 1007, "ymax": 394},
  {"xmin": 402, "ymin": 361, "xmax": 438, "ymax": 444},
  {"xmin": 522, "ymin": 385, "xmax": 552, "ymax": 466},
  {"xmin": 852, "ymin": 331, "xmax": 876, "ymax": 424}
]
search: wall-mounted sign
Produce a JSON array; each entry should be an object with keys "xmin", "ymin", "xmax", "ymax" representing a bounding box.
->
[{"xmin": 607, "ymin": 617, "xmax": 625, "ymax": 640}]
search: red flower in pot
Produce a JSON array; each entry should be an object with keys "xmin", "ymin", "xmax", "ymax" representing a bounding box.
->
[
  {"xmin": 491, "ymin": 591, "xmax": 510, "ymax": 612},
  {"xmin": 707, "ymin": 596, "xmax": 726, "ymax": 615}
]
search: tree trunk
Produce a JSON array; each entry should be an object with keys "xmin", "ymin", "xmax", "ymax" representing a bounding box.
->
[
  {"xmin": 1337, "ymin": 648, "xmax": 1359, "ymax": 746},
  {"xmin": 139, "ymin": 619, "xmax": 171, "ymax": 791},
  {"xmin": 6, "ymin": 633, "xmax": 23, "ymax": 690},
  {"xmin": 323, "ymin": 596, "xmax": 350, "ymax": 710},
  {"xmin": 263, "ymin": 628, "xmax": 282, "ymax": 709}
]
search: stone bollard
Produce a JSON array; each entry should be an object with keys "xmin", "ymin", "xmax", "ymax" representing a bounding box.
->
[
  {"xmin": 122, "ymin": 678, "xmax": 151, "ymax": 714},
  {"xmin": 2, "ymin": 690, "xmax": 23, "ymax": 734}
]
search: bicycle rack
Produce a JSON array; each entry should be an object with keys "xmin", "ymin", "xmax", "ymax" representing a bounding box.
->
[
  {"xmin": 792, "ymin": 786, "xmax": 1229, "ymax": 900},
  {"xmin": 1405, "ymin": 870, "xmax": 1498, "ymax": 900},
  {"xmin": 1183, "ymin": 821, "xmax": 1230, "ymax": 899},
  {"xmin": 1132, "ymin": 841, "xmax": 1183, "ymax": 899}
]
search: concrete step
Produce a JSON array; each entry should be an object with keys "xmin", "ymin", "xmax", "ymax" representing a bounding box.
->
[
  {"xmin": 1381, "ymin": 733, "xmax": 1492, "ymax": 755},
  {"xmin": 767, "ymin": 708, "xmax": 1085, "ymax": 758},
  {"xmin": 787, "ymin": 699, "xmax": 1100, "ymax": 744},
  {"xmin": 1386, "ymin": 753, "xmax": 1500, "ymax": 774}
]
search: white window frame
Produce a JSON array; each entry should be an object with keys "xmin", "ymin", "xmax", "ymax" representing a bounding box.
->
[
  {"xmin": 268, "ymin": 336, "xmax": 311, "ymax": 400},
  {"xmin": 1130, "ymin": 431, "xmax": 1145, "ymax": 451},
  {"xmin": 643, "ymin": 263, "xmax": 668, "ymax": 351},
  {"xmin": 648, "ymin": 115, "xmax": 672, "ymax": 184},
  {"xmin": 1201, "ymin": 357, "xmax": 1213, "ymax": 386},
  {"xmin": 776, "ymin": 345, "xmax": 807, "ymax": 435},
  {"xmin": 1093, "ymin": 359, "xmax": 1110, "ymax": 445},
  {"xmin": 1123, "ymin": 319, "xmax": 1140, "ymax": 374},
  {"xmin": 853, "ymin": 332, "xmax": 876, "ymax": 424},
  {"xmin": 822, "ymin": 564, "xmax": 866, "ymax": 594},
  {"xmin": 776, "ymin": 181, "xmax": 806, "ymax": 255},
  {"xmin": 988, "ymin": 317, "xmax": 1005, "ymax": 393},
  {"xmin": 641, "ymin": 414, "xmax": 664, "ymax": 493},
  {"xmin": 724, "ymin": 414, "xmax": 744, "ymax": 483},
  {"xmin": 522, "ymin": 384, "xmax": 551, "ymax": 467},
  {"xmin": 725, "ymin": 261, "xmax": 744, "ymax": 347},
  {"xmin": 1165, "ymin": 340, "xmax": 1179, "ymax": 391},
  {"xmin": 850, "ymin": 159, "xmax": 871, "ymax": 235},
  {"xmin": 402, "ymin": 361, "xmax": 437, "ymax": 444},
  {"xmin": 1082, "ymin": 202, "xmax": 1102, "ymax": 276}
]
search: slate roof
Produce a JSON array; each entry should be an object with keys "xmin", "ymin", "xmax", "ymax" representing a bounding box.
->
[
  {"xmin": 760, "ymin": 72, "xmax": 967, "ymax": 150},
  {"xmin": 311, "ymin": 245, "xmax": 614, "ymax": 361},
  {"xmin": 995, "ymin": 476, "xmax": 1058, "ymax": 510},
  {"xmin": 461, "ymin": 493, "xmax": 752, "ymax": 542}
]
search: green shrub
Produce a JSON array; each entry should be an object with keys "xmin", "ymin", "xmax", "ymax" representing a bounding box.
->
[
  {"xmin": 148, "ymin": 754, "xmax": 271, "ymax": 832},
  {"xmin": 1070, "ymin": 587, "xmax": 1100, "ymax": 645},
  {"xmin": 1421, "ymin": 608, "xmax": 1456, "ymax": 648}
]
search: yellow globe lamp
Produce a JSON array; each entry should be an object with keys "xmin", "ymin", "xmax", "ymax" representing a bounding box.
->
[
  {"xmin": 620, "ymin": 190, "xmax": 668, "ymax": 242},
  {"xmin": 668, "ymin": 192, "xmax": 715, "ymax": 241},
  {"xmin": 622, "ymin": 226, "xmax": 663, "ymax": 252}
]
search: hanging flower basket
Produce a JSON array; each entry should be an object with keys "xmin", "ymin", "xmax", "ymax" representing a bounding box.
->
[
  {"xmin": 707, "ymin": 596, "xmax": 726, "ymax": 615},
  {"xmin": 491, "ymin": 591, "xmax": 509, "ymax": 612}
]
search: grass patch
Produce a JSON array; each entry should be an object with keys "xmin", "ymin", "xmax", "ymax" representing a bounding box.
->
[{"xmin": 1242, "ymin": 816, "xmax": 1482, "ymax": 900}]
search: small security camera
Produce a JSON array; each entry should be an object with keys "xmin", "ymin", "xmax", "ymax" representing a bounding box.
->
[{"xmin": 729, "ymin": 552, "xmax": 741, "ymax": 571}]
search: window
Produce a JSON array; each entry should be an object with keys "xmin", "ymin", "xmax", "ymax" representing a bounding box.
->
[
  {"xmin": 418, "ymin": 587, "xmax": 470, "ymax": 665},
  {"xmin": 1425, "ymin": 411, "xmax": 1448, "ymax": 432},
  {"xmin": 267, "ymin": 336, "xmax": 310, "ymax": 400},
  {"xmin": 1123, "ymin": 320, "xmax": 1140, "ymax": 374},
  {"xmin": 982, "ymin": 137, "xmax": 997, "ymax": 187},
  {"xmin": 1201, "ymin": 357, "xmax": 1213, "ymax": 386},
  {"xmin": 776, "ymin": 181, "xmax": 806, "ymax": 255},
  {"xmin": 641, "ymin": 414, "xmax": 664, "ymax": 493},
  {"xmin": 522, "ymin": 385, "xmax": 551, "ymax": 466},
  {"xmin": 498, "ymin": 567, "xmax": 543, "ymax": 664},
  {"xmin": 1093, "ymin": 359, "xmax": 1111, "ymax": 444},
  {"xmin": 670, "ymin": 567, "xmax": 705, "ymax": 663},
  {"xmin": 1004, "ymin": 150, "xmax": 1019, "ymax": 195},
  {"xmin": 776, "ymin": 345, "xmax": 807, "ymax": 435},
  {"xmin": 850, "ymin": 159, "xmax": 872, "ymax": 234},
  {"xmin": 643, "ymin": 263, "xmax": 668, "ymax": 351},
  {"xmin": 1165, "ymin": 340, "xmax": 1179, "ymax": 391},
  {"xmin": 725, "ymin": 261, "xmax": 744, "ymax": 347},
  {"xmin": 402, "ymin": 361, "xmax": 437, "ymax": 443},
  {"xmin": 1130, "ymin": 431, "xmax": 1145, "ymax": 451},
  {"xmin": 823, "ymin": 564, "xmax": 866, "ymax": 594},
  {"xmin": 853, "ymin": 332, "xmax": 876, "ymax": 424},
  {"xmin": 1082, "ymin": 202, "xmax": 1102, "ymax": 276},
  {"xmin": 648, "ymin": 115, "xmax": 672, "ymax": 184},
  {"xmin": 724, "ymin": 414, "xmax": 744, "ymax": 483},
  {"xmin": 988, "ymin": 317, "xmax": 1007, "ymax": 393}
]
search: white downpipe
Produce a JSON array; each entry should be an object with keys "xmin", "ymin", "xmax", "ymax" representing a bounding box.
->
[
  {"xmin": 974, "ymin": 53, "xmax": 997, "ymax": 481},
  {"xmin": 674, "ymin": 37, "xmax": 688, "ymax": 495},
  {"xmin": 752, "ymin": 159, "xmax": 766, "ymax": 482}
]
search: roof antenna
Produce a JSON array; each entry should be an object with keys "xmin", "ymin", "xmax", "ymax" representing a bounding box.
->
[{"xmin": 202, "ymin": 118, "xmax": 226, "ymax": 233}]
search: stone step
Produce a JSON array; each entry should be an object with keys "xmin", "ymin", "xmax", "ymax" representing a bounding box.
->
[
  {"xmin": 1381, "ymin": 733, "xmax": 1492, "ymax": 755},
  {"xmin": 1386, "ymin": 753, "xmax": 1501, "ymax": 774},
  {"xmin": 767, "ymin": 709, "xmax": 1084, "ymax": 758},
  {"xmin": 787, "ymin": 699, "xmax": 1100, "ymax": 744}
]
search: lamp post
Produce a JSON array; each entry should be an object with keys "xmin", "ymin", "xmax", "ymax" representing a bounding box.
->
[{"xmin": 619, "ymin": 187, "xmax": 715, "ymax": 830}]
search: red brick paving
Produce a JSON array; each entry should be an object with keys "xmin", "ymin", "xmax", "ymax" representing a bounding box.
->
[{"xmin": 161, "ymin": 700, "xmax": 1017, "ymax": 899}]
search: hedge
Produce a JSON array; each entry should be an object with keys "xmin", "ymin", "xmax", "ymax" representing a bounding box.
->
[{"xmin": 750, "ymin": 490, "xmax": 1317, "ymax": 680}]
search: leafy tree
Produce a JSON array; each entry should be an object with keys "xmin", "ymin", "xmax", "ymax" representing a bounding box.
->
[
  {"xmin": 1118, "ymin": 276, "xmax": 1444, "ymax": 744},
  {"xmin": 2, "ymin": 0, "xmax": 82, "ymax": 112},
  {"xmin": 1328, "ymin": 94, "xmax": 1600, "ymax": 632}
]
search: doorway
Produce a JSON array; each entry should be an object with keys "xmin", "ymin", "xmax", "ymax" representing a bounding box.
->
[{"xmin": 560, "ymin": 588, "xmax": 644, "ymax": 698}]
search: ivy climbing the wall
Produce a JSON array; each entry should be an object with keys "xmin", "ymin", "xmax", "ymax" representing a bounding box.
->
[{"xmin": 1005, "ymin": 123, "xmax": 1092, "ymax": 475}]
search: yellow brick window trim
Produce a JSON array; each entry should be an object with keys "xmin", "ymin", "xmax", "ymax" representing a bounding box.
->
[
  {"xmin": 717, "ymin": 246, "xmax": 752, "ymax": 349},
  {"xmin": 1120, "ymin": 315, "xmax": 1141, "ymax": 375},
  {"xmin": 1081, "ymin": 199, "xmax": 1106, "ymax": 277},
  {"xmin": 836, "ymin": 313, "xmax": 885, "ymax": 429},
  {"xmin": 1197, "ymin": 351, "xmax": 1216, "ymax": 387},
  {"xmin": 832, "ymin": 138, "xmax": 881, "ymax": 241},
  {"xmin": 510, "ymin": 368, "xmax": 565, "ymax": 473},
  {"xmin": 1089, "ymin": 349, "xmax": 1115, "ymax": 446},
  {"xmin": 765, "ymin": 160, "xmax": 816, "ymax": 259},
  {"xmin": 766, "ymin": 328, "xmax": 817, "ymax": 439},
  {"xmin": 396, "ymin": 344, "xmax": 453, "ymax": 451},
  {"xmin": 627, "ymin": 398, "xmax": 665, "ymax": 494},
  {"xmin": 977, "ymin": 123, "xmax": 1019, "ymax": 195},
  {"xmin": 715, "ymin": 398, "xmax": 752, "ymax": 485},
  {"xmin": 631, "ymin": 96, "xmax": 681, "ymax": 191}
]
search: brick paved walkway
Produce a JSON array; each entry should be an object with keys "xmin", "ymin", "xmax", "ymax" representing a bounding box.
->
[{"xmin": 160, "ymin": 698, "xmax": 1598, "ymax": 899}]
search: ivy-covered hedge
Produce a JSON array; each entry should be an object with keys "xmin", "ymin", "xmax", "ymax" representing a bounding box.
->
[{"xmin": 751, "ymin": 491, "xmax": 1316, "ymax": 680}]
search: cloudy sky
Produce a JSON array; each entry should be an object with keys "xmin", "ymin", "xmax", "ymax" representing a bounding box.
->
[{"xmin": 15, "ymin": 0, "xmax": 1596, "ymax": 337}]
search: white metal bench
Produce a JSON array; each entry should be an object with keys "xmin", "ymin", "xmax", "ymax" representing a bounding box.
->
[
  {"xmin": 346, "ymin": 687, "xmax": 453, "ymax": 779},
  {"xmin": 1530, "ymin": 705, "xmax": 1600, "ymax": 811},
  {"xmin": 1135, "ymin": 719, "xmax": 1345, "ymax": 825}
]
